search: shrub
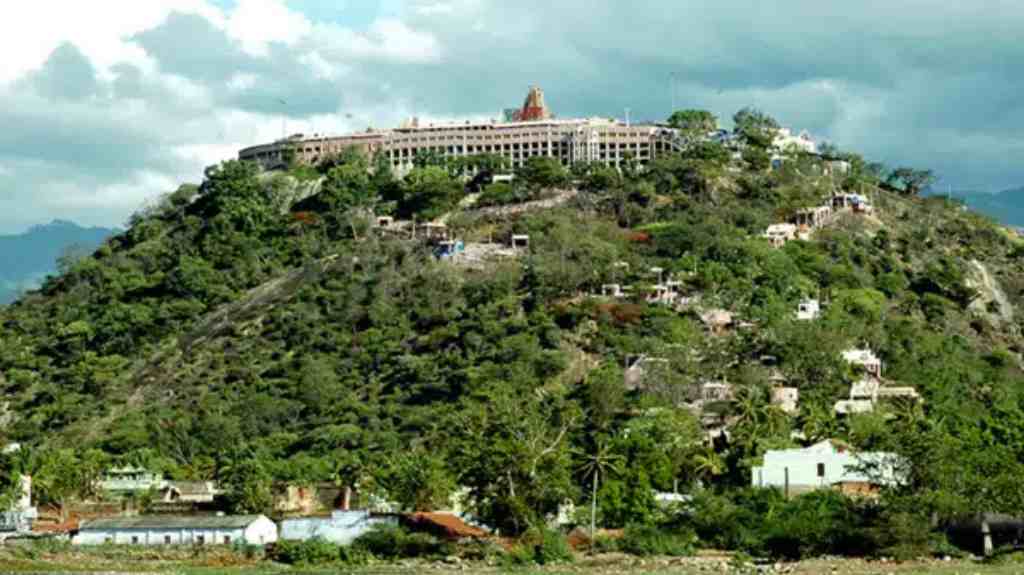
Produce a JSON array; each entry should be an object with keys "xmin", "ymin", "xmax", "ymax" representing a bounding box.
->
[
  {"xmin": 476, "ymin": 182, "xmax": 529, "ymax": 207},
  {"xmin": 591, "ymin": 534, "xmax": 620, "ymax": 553},
  {"xmin": 618, "ymin": 524, "xmax": 696, "ymax": 557},
  {"xmin": 271, "ymin": 538, "xmax": 342, "ymax": 566},
  {"xmin": 352, "ymin": 524, "xmax": 447, "ymax": 560},
  {"xmin": 867, "ymin": 511, "xmax": 930, "ymax": 560},
  {"xmin": 758, "ymin": 491, "xmax": 872, "ymax": 560},
  {"xmin": 534, "ymin": 528, "xmax": 574, "ymax": 565},
  {"xmin": 506, "ymin": 528, "xmax": 574, "ymax": 565}
]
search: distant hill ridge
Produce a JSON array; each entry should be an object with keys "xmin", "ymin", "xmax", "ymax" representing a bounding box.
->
[
  {"xmin": 0, "ymin": 219, "xmax": 118, "ymax": 304},
  {"xmin": 934, "ymin": 187, "xmax": 1024, "ymax": 227}
]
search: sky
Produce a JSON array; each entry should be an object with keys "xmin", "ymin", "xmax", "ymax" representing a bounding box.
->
[{"xmin": 2, "ymin": 0, "xmax": 1023, "ymax": 233}]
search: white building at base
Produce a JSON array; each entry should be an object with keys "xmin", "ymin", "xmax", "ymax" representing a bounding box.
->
[
  {"xmin": 280, "ymin": 510, "xmax": 397, "ymax": 545},
  {"xmin": 73, "ymin": 515, "xmax": 277, "ymax": 546},
  {"xmin": 751, "ymin": 440, "xmax": 898, "ymax": 497}
]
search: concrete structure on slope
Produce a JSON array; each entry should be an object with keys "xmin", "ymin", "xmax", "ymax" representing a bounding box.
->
[
  {"xmin": 239, "ymin": 87, "xmax": 679, "ymax": 174},
  {"xmin": 751, "ymin": 440, "xmax": 898, "ymax": 497},
  {"xmin": 280, "ymin": 510, "xmax": 397, "ymax": 545},
  {"xmin": 74, "ymin": 515, "xmax": 278, "ymax": 546},
  {"xmin": 98, "ymin": 466, "xmax": 164, "ymax": 494}
]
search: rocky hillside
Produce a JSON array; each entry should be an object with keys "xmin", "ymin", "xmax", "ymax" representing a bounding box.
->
[{"xmin": 2, "ymin": 111, "xmax": 1024, "ymax": 539}]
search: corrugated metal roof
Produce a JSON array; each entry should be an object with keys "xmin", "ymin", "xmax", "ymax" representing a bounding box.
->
[{"xmin": 80, "ymin": 515, "xmax": 266, "ymax": 530}]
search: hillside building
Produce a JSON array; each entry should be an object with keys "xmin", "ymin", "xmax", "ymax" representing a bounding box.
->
[
  {"xmin": 752, "ymin": 440, "xmax": 898, "ymax": 497},
  {"xmin": 796, "ymin": 298, "xmax": 821, "ymax": 321},
  {"xmin": 835, "ymin": 348, "xmax": 920, "ymax": 414},
  {"xmin": 239, "ymin": 87, "xmax": 679, "ymax": 174},
  {"xmin": 98, "ymin": 466, "xmax": 164, "ymax": 494}
]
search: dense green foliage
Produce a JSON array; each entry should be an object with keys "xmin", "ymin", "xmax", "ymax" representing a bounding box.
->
[{"xmin": 2, "ymin": 108, "xmax": 1024, "ymax": 559}]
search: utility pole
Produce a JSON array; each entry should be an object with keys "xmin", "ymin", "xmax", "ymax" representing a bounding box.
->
[{"xmin": 670, "ymin": 73, "xmax": 677, "ymax": 115}]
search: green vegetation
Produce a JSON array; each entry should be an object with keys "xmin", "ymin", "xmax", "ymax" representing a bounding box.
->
[{"xmin": 2, "ymin": 107, "xmax": 1024, "ymax": 566}]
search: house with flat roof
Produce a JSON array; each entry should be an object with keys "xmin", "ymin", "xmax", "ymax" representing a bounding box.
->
[
  {"xmin": 73, "ymin": 515, "xmax": 278, "ymax": 546},
  {"xmin": 751, "ymin": 440, "xmax": 898, "ymax": 497},
  {"xmin": 97, "ymin": 466, "xmax": 164, "ymax": 494}
]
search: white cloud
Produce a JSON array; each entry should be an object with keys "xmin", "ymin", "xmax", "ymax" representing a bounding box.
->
[
  {"xmin": 0, "ymin": 1, "xmax": 223, "ymax": 85},
  {"xmin": 225, "ymin": 0, "xmax": 312, "ymax": 56},
  {"xmin": 306, "ymin": 18, "xmax": 442, "ymax": 64},
  {"xmin": 227, "ymin": 73, "xmax": 259, "ymax": 92}
]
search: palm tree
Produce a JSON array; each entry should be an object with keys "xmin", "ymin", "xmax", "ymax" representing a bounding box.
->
[
  {"xmin": 576, "ymin": 442, "xmax": 623, "ymax": 550},
  {"xmin": 691, "ymin": 446, "xmax": 725, "ymax": 485}
]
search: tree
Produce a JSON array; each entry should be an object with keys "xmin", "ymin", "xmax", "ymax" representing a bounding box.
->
[
  {"xmin": 35, "ymin": 449, "xmax": 107, "ymax": 521},
  {"xmin": 667, "ymin": 109, "xmax": 718, "ymax": 148},
  {"xmin": 732, "ymin": 107, "xmax": 780, "ymax": 149},
  {"xmin": 517, "ymin": 157, "xmax": 570, "ymax": 190},
  {"xmin": 384, "ymin": 447, "xmax": 457, "ymax": 512},
  {"xmin": 220, "ymin": 455, "xmax": 273, "ymax": 514},
  {"xmin": 450, "ymin": 389, "xmax": 581, "ymax": 534},
  {"xmin": 887, "ymin": 167, "xmax": 935, "ymax": 196},
  {"xmin": 576, "ymin": 441, "xmax": 623, "ymax": 548},
  {"xmin": 395, "ymin": 167, "xmax": 463, "ymax": 220}
]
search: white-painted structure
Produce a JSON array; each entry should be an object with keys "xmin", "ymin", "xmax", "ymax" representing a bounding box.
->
[
  {"xmin": 835, "ymin": 376, "xmax": 921, "ymax": 415},
  {"xmin": 751, "ymin": 440, "xmax": 898, "ymax": 495},
  {"xmin": 624, "ymin": 355, "xmax": 670, "ymax": 391},
  {"xmin": 842, "ymin": 348, "xmax": 882, "ymax": 378},
  {"xmin": 773, "ymin": 128, "xmax": 818, "ymax": 156},
  {"xmin": 796, "ymin": 299, "xmax": 821, "ymax": 321},
  {"xmin": 764, "ymin": 223, "xmax": 798, "ymax": 248},
  {"xmin": 701, "ymin": 381, "xmax": 735, "ymax": 403},
  {"xmin": 73, "ymin": 515, "xmax": 278, "ymax": 546},
  {"xmin": 280, "ymin": 510, "xmax": 398, "ymax": 545},
  {"xmin": 771, "ymin": 387, "xmax": 799, "ymax": 414},
  {"xmin": 98, "ymin": 466, "xmax": 164, "ymax": 494}
]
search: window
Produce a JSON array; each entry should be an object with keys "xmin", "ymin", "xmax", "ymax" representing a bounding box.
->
[
  {"xmin": 223, "ymin": 536, "xmax": 231, "ymax": 545},
  {"xmin": 164, "ymin": 535, "xmax": 172, "ymax": 545},
  {"xmin": 817, "ymin": 463, "xmax": 826, "ymax": 478}
]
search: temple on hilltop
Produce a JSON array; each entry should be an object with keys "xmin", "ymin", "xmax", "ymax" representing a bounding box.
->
[
  {"xmin": 511, "ymin": 86, "xmax": 553, "ymax": 122},
  {"xmin": 241, "ymin": 86, "xmax": 829, "ymax": 177}
]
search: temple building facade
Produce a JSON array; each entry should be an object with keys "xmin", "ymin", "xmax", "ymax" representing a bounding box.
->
[{"xmin": 239, "ymin": 86, "xmax": 679, "ymax": 173}]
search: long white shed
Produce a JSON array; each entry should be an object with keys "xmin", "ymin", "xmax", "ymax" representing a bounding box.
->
[{"xmin": 73, "ymin": 514, "xmax": 277, "ymax": 546}]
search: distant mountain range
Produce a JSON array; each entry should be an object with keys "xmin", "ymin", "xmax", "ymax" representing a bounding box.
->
[
  {"xmin": 0, "ymin": 220, "xmax": 118, "ymax": 304},
  {"xmin": 936, "ymin": 187, "xmax": 1024, "ymax": 228}
]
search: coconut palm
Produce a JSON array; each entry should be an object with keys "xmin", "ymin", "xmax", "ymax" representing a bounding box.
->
[{"xmin": 576, "ymin": 441, "xmax": 623, "ymax": 550}]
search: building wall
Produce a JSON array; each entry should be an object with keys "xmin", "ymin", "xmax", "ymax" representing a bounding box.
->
[
  {"xmin": 280, "ymin": 511, "xmax": 397, "ymax": 545},
  {"xmin": 74, "ymin": 518, "xmax": 277, "ymax": 546},
  {"xmin": 239, "ymin": 120, "xmax": 677, "ymax": 174},
  {"xmin": 751, "ymin": 442, "xmax": 895, "ymax": 492}
]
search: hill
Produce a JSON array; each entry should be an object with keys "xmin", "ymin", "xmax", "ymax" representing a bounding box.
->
[
  {"xmin": 936, "ymin": 187, "xmax": 1024, "ymax": 227},
  {"xmin": 2, "ymin": 111, "xmax": 1024, "ymax": 556},
  {"xmin": 0, "ymin": 220, "xmax": 118, "ymax": 304}
]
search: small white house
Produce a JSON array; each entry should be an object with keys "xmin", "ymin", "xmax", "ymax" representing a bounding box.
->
[
  {"xmin": 764, "ymin": 223, "xmax": 798, "ymax": 248},
  {"xmin": 751, "ymin": 440, "xmax": 898, "ymax": 497},
  {"xmin": 842, "ymin": 347, "xmax": 882, "ymax": 378},
  {"xmin": 280, "ymin": 510, "xmax": 397, "ymax": 545},
  {"xmin": 771, "ymin": 387, "xmax": 799, "ymax": 414},
  {"xmin": 74, "ymin": 515, "xmax": 278, "ymax": 546},
  {"xmin": 796, "ymin": 299, "xmax": 821, "ymax": 321}
]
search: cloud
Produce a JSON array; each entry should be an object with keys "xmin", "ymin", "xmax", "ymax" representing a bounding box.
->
[{"xmin": 2, "ymin": 0, "xmax": 1024, "ymax": 232}]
